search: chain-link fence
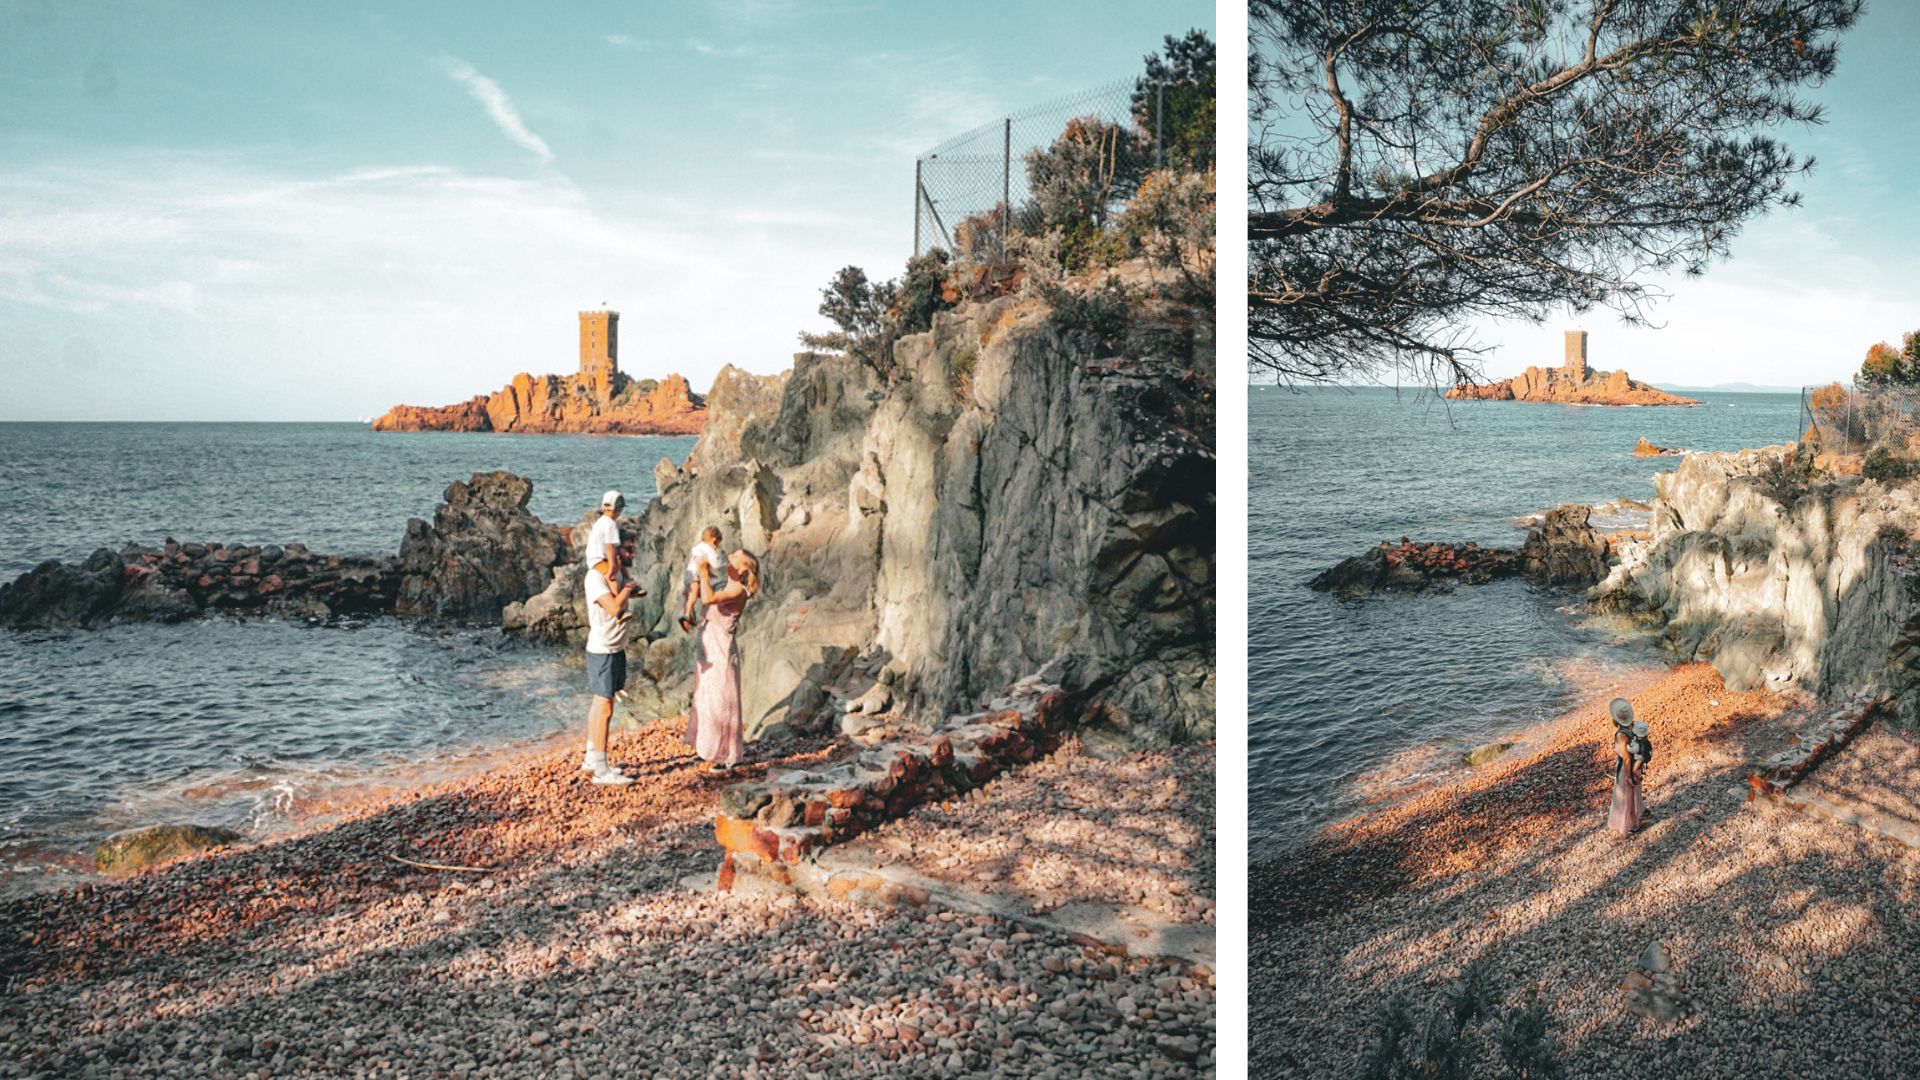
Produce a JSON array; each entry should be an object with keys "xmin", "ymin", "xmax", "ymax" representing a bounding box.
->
[
  {"xmin": 1799, "ymin": 383, "xmax": 1920, "ymax": 453},
  {"xmin": 912, "ymin": 76, "xmax": 1188, "ymax": 257}
]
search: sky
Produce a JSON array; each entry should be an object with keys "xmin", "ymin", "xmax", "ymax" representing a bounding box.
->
[
  {"xmin": 0, "ymin": 0, "xmax": 1212, "ymax": 420},
  {"xmin": 1277, "ymin": 1, "xmax": 1920, "ymax": 392}
]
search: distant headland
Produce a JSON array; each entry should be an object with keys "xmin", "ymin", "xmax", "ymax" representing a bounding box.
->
[
  {"xmin": 371, "ymin": 310, "xmax": 708, "ymax": 435},
  {"xmin": 1445, "ymin": 331, "xmax": 1697, "ymax": 407}
]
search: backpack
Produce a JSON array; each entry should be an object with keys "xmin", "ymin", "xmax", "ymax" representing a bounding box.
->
[{"xmin": 1631, "ymin": 734, "xmax": 1652, "ymax": 768}]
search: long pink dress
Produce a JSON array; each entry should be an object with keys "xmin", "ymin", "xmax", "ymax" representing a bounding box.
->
[
  {"xmin": 1606, "ymin": 736, "xmax": 1643, "ymax": 836},
  {"xmin": 686, "ymin": 590, "xmax": 746, "ymax": 765}
]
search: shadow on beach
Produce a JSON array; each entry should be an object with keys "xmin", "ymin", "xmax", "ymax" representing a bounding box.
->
[
  {"xmin": 1251, "ymin": 663, "xmax": 1920, "ymax": 1077},
  {"xmin": 1, "ymin": 719, "xmax": 1214, "ymax": 1076}
]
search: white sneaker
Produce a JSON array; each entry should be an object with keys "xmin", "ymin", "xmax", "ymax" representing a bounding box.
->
[{"xmin": 589, "ymin": 763, "xmax": 633, "ymax": 786}]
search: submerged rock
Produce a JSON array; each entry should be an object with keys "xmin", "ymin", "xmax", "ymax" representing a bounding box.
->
[
  {"xmin": 1311, "ymin": 540, "xmax": 1521, "ymax": 595},
  {"xmin": 1462, "ymin": 741, "xmax": 1515, "ymax": 767},
  {"xmin": 95, "ymin": 824, "xmax": 243, "ymax": 873}
]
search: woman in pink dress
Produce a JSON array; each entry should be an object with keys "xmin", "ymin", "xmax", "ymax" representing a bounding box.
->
[
  {"xmin": 1606, "ymin": 697, "xmax": 1645, "ymax": 837},
  {"xmin": 686, "ymin": 550, "xmax": 758, "ymax": 773}
]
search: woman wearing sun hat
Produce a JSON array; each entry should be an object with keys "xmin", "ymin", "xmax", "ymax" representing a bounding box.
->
[{"xmin": 1607, "ymin": 697, "xmax": 1645, "ymax": 836}]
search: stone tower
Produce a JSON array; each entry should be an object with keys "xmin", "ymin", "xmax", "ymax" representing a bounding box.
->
[
  {"xmin": 579, "ymin": 310, "xmax": 619, "ymax": 399},
  {"xmin": 1563, "ymin": 330, "xmax": 1588, "ymax": 381}
]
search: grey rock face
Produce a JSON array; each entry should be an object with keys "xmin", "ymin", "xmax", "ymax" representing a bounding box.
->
[
  {"xmin": 0, "ymin": 549, "xmax": 128, "ymax": 628},
  {"xmin": 609, "ymin": 290, "xmax": 1214, "ymax": 749},
  {"xmin": 1520, "ymin": 504, "xmax": 1610, "ymax": 587},
  {"xmin": 395, "ymin": 471, "xmax": 569, "ymax": 621},
  {"xmin": 1593, "ymin": 447, "xmax": 1920, "ymax": 719}
]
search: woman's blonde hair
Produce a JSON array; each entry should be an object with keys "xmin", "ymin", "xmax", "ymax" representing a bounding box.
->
[{"xmin": 732, "ymin": 550, "xmax": 761, "ymax": 597}]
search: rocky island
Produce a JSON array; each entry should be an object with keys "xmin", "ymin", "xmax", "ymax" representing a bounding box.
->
[
  {"xmin": 1445, "ymin": 330, "xmax": 1698, "ymax": 406},
  {"xmin": 370, "ymin": 310, "xmax": 708, "ymax": 435}
]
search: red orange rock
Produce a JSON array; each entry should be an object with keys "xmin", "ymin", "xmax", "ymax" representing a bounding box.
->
[
  {"xmin": 1447, "ymin": 363, "xmax": 1695, "ymax": 406},
  {"xmin": 372, "ymin": 372, "xmax": 706, "ymax": 435}
]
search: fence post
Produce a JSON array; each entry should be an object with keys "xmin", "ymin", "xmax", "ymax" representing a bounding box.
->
[
  {"xmin": 913, "ymin": 159, "xmax": 922, "ymax": 257},
  {"xmin": 1002, "ymin": 117, "xmax": 1012, "ymax": 247},
  {"xmin": 1155, "ymin": 80, "xmax": 1164, "ymax": 167}
]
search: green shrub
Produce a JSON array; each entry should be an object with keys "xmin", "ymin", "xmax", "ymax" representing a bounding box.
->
[
  {"xmin": 796, "ymin": 253, "xmax": 955, "ymax": 381},
  {"xmin": 1131, "ymin": 30, "xmax": 1215, "ymax": 171},
  {"xmin": 1022, "ymin": 116, "xmax": 1147, "ymax": 232},
  {"xmin": 949, "ymin": 345, "xmax": 977, "ymax": 401},
  {"xmin": 1044, "ymin": 274, "xmax": 1134, "ymax": 355},
  {"xmin": 1865, "ymin": 445, "xmax": 1912, "ymax": 481},
  {"xmin": 1119, "ymin": 167, "xmax": 1215, "ymax": 289},
  {"xmin": 1359, "ymin": 957, "xmax": 1563, "ymax": 1080}
]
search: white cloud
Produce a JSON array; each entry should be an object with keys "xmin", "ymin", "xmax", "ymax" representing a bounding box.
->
[
  {"xmin": 687, "ymin": 38, "xmax": 754, "ymax": 58},
  {"xmin": 0, "ymin": 154, "xmax": 900, "ymax": 420},
  {"xmin": 437, "ymin": 56, "xmax": 555, "ymax": 164},
  {"xmin": 604, "ymin": 34, "xmax": 649, "ymax": 51}
]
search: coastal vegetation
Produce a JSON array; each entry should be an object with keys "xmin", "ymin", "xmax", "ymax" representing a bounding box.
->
[
  {"xmin": 1248, "ymin": 0, "xmax": 1863, "ymax": 385},
  {"xmin": 1360, "ymin": 956, "xmax": 1564, "ymax": 1080},
  {"xmin": 801, "ymin": 30, "xmax": 1215, "ymax": 378}
]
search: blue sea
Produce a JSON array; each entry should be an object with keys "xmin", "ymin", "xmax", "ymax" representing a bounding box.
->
[
  {"xmin": 0, "ymin": 423, "xmax": 694, "ymax": 896},
  {"xmin": 1251, "ymin": 387, "xmax": 1804, "ymax": 860}
]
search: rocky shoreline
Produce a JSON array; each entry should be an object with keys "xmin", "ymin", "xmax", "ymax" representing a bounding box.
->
[
  {"xmin": 0, "ymin": 471, "xmax": 570, "ymax": 629},
  {"xmin": 1269, "ymin": 435, "xmax": 1920, "ymax": 1074},
  {"xmin": 0, "ymin": 719, "xmax": 1214, "ymax": 1077}
]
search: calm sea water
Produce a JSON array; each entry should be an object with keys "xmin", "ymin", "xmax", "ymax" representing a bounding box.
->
[
  {"xmin": 0, "ymin": 423, "xmax": 694, "ymax": 896},
  {"xmin": 1251, "ymin": 387, "xmax": 1802, "ymax": 861}
]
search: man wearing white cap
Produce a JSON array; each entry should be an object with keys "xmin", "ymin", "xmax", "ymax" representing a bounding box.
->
[
  {"xmin": 586, "ymin": 490, "xmax": 625, "ymax": 568},
  {"xmin": 581, "ymin": 522, "xmax": 641, "ymax": 785}
]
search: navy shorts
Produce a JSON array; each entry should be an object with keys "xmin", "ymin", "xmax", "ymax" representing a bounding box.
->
[{"xmin": 586, "ymin": 651, "xmax": 627, "ymax": 699}]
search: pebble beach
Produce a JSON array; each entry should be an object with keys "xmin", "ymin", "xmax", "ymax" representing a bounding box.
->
[
  {"xmin": 1, "ymin": 719, "xmax": 1215, "ymax": 1078},
  {"xmin": 1253, "ymin": 662, "xmax": 1920, "ymax": 1077}
]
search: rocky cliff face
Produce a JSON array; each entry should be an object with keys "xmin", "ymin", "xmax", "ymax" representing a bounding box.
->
[
  {"xmin": 372, "ymin": 372, "xmax": 706, "ymax": 435},
  {"xmin": 1592, "ymin": 447, "xmax": 1920, "ymax": 720},
  {"xmin": 1446, "ymin": 364, "xmax": 1696, "ymax": 406},
  {"xmin": 585, "ymin": 285, "xmax": 1213, "ymax": 750}
]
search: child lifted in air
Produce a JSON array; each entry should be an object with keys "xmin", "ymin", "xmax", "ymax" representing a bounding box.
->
[{"xmin": 678, "ymin": 525, "xmax": 723, "ymax": 633}]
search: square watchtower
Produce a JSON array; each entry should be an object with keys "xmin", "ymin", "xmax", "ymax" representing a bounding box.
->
[
  {"xmin": 1563, "ymin": 330, "xmax": 1588, "ymax": 381},
  {"xmin": 579, "ymin": 310, "xmax": 619, "ymax": 397}
]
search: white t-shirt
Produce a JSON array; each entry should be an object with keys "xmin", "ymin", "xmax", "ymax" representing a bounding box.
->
[
  {"xmin": 682, "ymin": 540, "xmax": 722, "ymax": 590},
  {"xmin": 583, "ymin": 568, "xmax": 630, "ymax": 654},
  {"xmin": 585, "ymin": 515, "xmax": 621, "ymax": 569}
]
